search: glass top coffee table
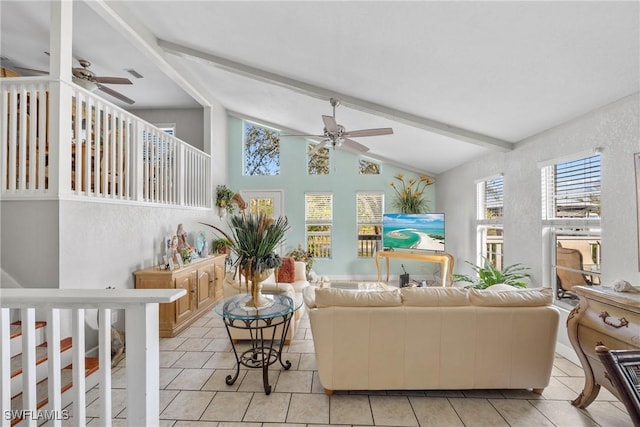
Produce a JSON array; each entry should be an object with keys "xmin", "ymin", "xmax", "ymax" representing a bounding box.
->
[{"xmin": 214, "ymin": 293, "xmax": 303, "ymax": 395}]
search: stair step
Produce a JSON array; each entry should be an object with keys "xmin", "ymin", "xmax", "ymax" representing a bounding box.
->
[
  {"xmin": 10, "ymin": 321, "xmax": 47, "ymax": 359},
  {"xmin": 10, "ymin": 357, "xmax": 99, "ymax": 426},
  {"xmin": 11, "ymin": 337, "xmax": 73, "ymax": 378}
]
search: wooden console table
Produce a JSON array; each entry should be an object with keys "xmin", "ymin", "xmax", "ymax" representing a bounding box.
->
[
  {"xmin": 566, "ymin": 285, "xmax": 640, "ymax": 408},
  {"xmin": 374, "ymin": 250, "xmax": 454, "ymax": 286}
]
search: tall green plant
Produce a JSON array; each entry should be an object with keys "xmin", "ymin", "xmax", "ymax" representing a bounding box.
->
[
  {"xmin": 389, "ymin": 173, "xmax": 434, "ymax": 213},
  {"xmin": 228, "ymin": 213, "xmax": 290, "ymax": 273},
  {"xmin": 453, "ymin": 258, "xmax": 530, "ymax": 289}
]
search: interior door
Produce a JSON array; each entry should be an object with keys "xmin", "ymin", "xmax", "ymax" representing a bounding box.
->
[
  {"xmin": 239, "ymin": 190, "xmax": 284, "ymax": 218},
  {"xmin": 239, "ymin": 190, "xmax": 286, "ymax": 254}
]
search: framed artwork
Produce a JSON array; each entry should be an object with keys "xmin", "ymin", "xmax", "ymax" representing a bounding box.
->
[{"xmin": 635, "ymin": 153, "xmax": 640, "ymax": 270}]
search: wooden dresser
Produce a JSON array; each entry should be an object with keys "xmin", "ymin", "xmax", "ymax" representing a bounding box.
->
[
  {"xmin": 134, "ymin": 254, "xmax": 227, "ymax": 337},
  {"xmin": 566, "ymin": 285, "xmax": 640, "ymax": 408}
]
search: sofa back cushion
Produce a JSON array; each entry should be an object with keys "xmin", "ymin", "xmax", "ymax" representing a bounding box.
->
[
  {"xmin": 294, "ymin": 261, "xmax": 307, "ymax": 282},
  {"xmin": 314, "ymin": 288, "xmax": 402, "ymax": 308},
  {"xmin": 468, "ymin": 287, "xmax": 553, "ymax": 307},
  {"xmin": 401, "ymin": 287, "xmax": 469, "ymax": 306}
]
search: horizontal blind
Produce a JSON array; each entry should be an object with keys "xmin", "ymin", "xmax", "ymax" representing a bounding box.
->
[
  {"xmin": 477, "ymin": 176, "xmax": 503, "ymax": 221},
  {"xmin": 357, "ymin": 192, "xmax": 383, "ymax": 224},
  {"xmin": 305, "ymin": 193, "xmax": 332, "ymax": 224}
]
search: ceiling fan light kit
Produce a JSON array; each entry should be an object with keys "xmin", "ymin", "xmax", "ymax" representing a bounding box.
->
[{"xmin": 284, "ymin": 98, "xmax": 393, "ymax": 156}]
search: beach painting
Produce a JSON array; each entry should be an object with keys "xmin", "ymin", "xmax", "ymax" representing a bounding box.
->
[{"xmin": 382, "ymin": 213, "xmax": 445, "ymax": 251}]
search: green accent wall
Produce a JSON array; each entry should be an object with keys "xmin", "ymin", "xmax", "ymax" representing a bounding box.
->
[{"xmin": 227, "ymin": 116, "xmax": 437, "ymax": 279}]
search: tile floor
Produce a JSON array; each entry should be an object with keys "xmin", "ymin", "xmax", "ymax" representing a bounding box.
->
[{"xmin": 86, "ymin": 308, "xmax": 632, "ymax": 426}]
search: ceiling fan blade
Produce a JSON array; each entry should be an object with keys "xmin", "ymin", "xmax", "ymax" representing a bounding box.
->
[
  {"xmin": 14, "ymin": 67, "xmax": 48, "ymax": 75},
  {"xmin": 322, "ymin": 115, "xmax": 338, "ymax": 133},
  {"xmin": 96, "ymin": 83, "xmax": 135, "ymax": 105},
  {"xmin": 308, "ymin": 141, "xmax": 328, "ymax": 156},
  {"xmin": 341, "ymin": 138, "xmax": 370, "ymax": 153},
  {"xmin": 94, "ymin": 76, "xmax": 132, "ymax": 85},
  {"xmin": 344, "ymin": 127, "xmax": 394, "ymax": 138}
]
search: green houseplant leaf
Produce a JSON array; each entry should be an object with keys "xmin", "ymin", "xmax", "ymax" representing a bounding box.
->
[{"xmin": 453, "ymin": 258, "xmax": 530, "ymax": 289}]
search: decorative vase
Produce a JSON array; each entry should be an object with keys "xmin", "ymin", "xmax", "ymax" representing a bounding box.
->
[
  {"xmin": 245, "ymin": 268, "xmax": 274, "ymax": 308},
  {"xmin": 218, "ymin": 206, "xmax": 227, "ymax": 220}
]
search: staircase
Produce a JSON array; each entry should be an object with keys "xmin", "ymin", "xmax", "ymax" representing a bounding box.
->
[{"xmin": 8, "ymin": 321, "xmax": 99, "ymax": 426}]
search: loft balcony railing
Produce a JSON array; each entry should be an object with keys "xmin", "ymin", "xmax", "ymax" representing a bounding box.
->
[
  {"xmin": 0, "ymin": 288, "xmax": 185, "ymax": 427},
  {"xmin": 1, "ymin": 77, "xmax": 211, "ymax": 207}
]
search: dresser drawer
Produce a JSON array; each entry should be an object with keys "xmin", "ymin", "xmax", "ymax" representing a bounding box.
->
[
  {"xmin": 577, "ymin": 325, "xmax": 636, "ymax": 360},
  {"xmin": 579, "ymin": 299, "xmax": 640, "ymax": 347}
]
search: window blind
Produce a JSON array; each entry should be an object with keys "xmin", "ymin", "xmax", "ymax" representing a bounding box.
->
[
  {"xmin": 305, "ymin": 193, "xmax": 333, "ymax": 224},
  {"xmin": 357, "ymin": 192, "xmax": 383, "ymax": 224}
]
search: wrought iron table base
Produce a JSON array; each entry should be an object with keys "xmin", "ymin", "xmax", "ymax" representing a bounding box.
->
[{"xmin": 223, "ymin": 312, "xmax": 294, "ymax": 394}]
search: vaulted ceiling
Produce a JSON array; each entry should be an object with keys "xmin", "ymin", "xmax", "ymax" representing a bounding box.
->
[{"xmin": 1, "ymin": 1, "xmax": 638, "ymax": 175}]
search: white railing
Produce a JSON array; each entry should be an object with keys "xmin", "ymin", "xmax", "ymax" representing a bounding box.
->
[
  {"xmin": 1, "ymin": 78, "xmax": 211, "ymax": 207},
  {"xmin": 0, "ymin": 288, "xmax": 185, "ymax": 427}
]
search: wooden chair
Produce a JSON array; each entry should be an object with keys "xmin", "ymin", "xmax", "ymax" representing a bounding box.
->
[
  {"xmin": 595, "ymin": 345, "xmax": 640, "ymax": 426},
  {"xmin": 556, "ymin": 247, "xmax": 593, "ymax": 299}
]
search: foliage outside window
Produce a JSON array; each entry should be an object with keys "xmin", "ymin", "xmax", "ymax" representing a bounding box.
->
[
  {"xmin": 541, "ymin": 154, "xmax": 601, "ymax": 305},
  {"xmin": 477, "ymin": 176, "xmax": 504, "ymax": 270},
  {"xmin": 305, "ymin": 193, "xmax": 332, "ymax": 258},
  {"xmin": 249, "ymin": 197, "xmax": 274, "ymax": 216},
  {"xmin": 308, "ymin": 144, "xmax": 330, "ymax": 175},
  {"xmin": 359, "ymin": 159, "xmax": 380, "ymax": 175},
  {"xmin": 243, "ymin": 121, "xmax": 280, "ymax": 176},
  {"xmin": 389, "ymin": 173, "xmax": 434, "ymax": 213},
  {"xmin": 357, "ymin": 192, "xmax": 384, "ymax": 257}
]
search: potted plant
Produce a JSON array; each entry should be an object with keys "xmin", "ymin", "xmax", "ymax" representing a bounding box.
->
[
  {"xmin": 211, "ymin": 237, "xmax": 232, "ymax": 255},
  {"xmin": 453, "ymin": 258, "xmax": 530, "ymax": 289},
  {"xmin": 228, "ymin": 213, "xmax": 290, "ymax": 307},
  {"xmin": 216, "ymin": 185, "xmax": 235, "ymax": 218},
  {"xmin": 389, "ymin": 173, "xmax": 434, "ymax": 213}
]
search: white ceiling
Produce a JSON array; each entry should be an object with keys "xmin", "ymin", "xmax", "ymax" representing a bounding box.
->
[{"xmin": 1, "ymin": 1, "xmax": 638, "ymax": 175}]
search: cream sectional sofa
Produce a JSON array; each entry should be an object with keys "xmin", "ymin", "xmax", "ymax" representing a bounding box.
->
[{"xmin": 304, "ymin": 285, "xmax": 560, "ymax": 395}]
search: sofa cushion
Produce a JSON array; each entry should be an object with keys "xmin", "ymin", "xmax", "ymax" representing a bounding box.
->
[
  {"xmin": 314, "ymin": 288, "xmax": 402, "ymax": 308},
  {"xmin": 401, "ymin": 287, "xmax": 469, "ymax": 306},
  {"xmin": 277, "ymin": 257, "xmax": 296, "ymax": 283},
  {"xmin": 294, "ymin": 261, "xmax": 307, "ymax": 281},
  {"xmin": 468, "ymin": 287, "xmax": 553, "ymax": 307}
]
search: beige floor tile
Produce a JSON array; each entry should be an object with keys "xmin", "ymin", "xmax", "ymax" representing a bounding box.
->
[
  {"xmin": 448, "ymin": 398, "xmax": 509, "ymax": 426},
  {"xmin": 286, "ymin": 392, "xmax": 330, "ymax": 424},
  {"xmin": 490, "ymin": 398, "xmax": 555, "ymax": 426},
  {"xmin": 174, "ymin": 421, "xmax": 219, "ymax": 426},
  {"xmin": 85, "ymin": 388, "xmax": 128, "ymax": 418},
  {"xmin": 179, "ymin": 326, "xmax": 212, "ymax": 338},
  {"xmin": 285, "ymin": 339, "xmax": 316, "ymax": 353},
  {"xmin": 237, "ymin": 369, "xmax": 280, "ymax": 393},
  {"xmin": 160, "ymin": 390, "xmax": 215, "ymax": 420},
  {"xmin": 424, "ymin": 389, "xmax": 465, "ymax": 398},
  {"xmin": 204, "ymin": 339, "xmax": 233, "ymax": 352},
  {"xmin": 274, "ymin": 370, "xmax": 312, "ymax": 393},
  {"xmin": 243, "ymin": 392, "xmax": 291, "ymax": 423},
  {"xmin": 539, "ymin": 377, "xmax": 582, "ymax": 401},
  {"xmin": 500, "ymin": 389, "xmax": 544, "ymax": 399},
  {"xmin": 190, "ymin": 316, "xmax": 213, "ymax": 327},
  {"xmin": 311, "ymin": 371, "xmax": 326, "ymax": 394},
  {"xmin": 274, "ymin": 352, "xmax": 300, "ymax": 370},
  {"xmin": 329, "ymin": 394, "xmax": 374, "ymax": 425},
  {"xmin": 110, "ymin": 367, "xmax": 128, "ymax": 389},
  {"xmin": 555, "ymin": 376, "xmax": 590, "ymax": 395},
  {"xmin": 159, "ymin": 389, "xmax": 181, "ymax": 414},
  {"xmin": 530, "ymin": 400, "xmax": 599, "ymax": 426},
  {"xmin": 161, "ymin": 350, "xmax": 186, "ymax": 367},
  {"xmin": 579, "ymin": 401, "xmax": 634, "ymax": 427},
  {"xmin": 409, "ymin": 396, "xmax": 464, "ymax": 427},
  {"xmin": 200, "ymin": 391, "xmax": 253, "ymax": 422},
  {"xmin": 262, "ymin": 423, "xmax": 305, "ymax": 427},
  {"xmin": 166, "ymin": 368, "xmax": 215, "ymax": 390},
  {"xmin": 298, "ymin": 353, "xmax": 317, "ymax": 370},
  {"xmin": 160, "ymin": 367, "xmax": 183, "ymax": 388},
  {"xmin": 173, "ymin": 351, "xmax": 215, "ymax": 369},
  {"xmin": 202, "ymin": 369, "xmax": 247, "ymax": 392},
  {"xmin": 553, "ymin": 357, "xmax": 585, "ymax": 377},
  {"xmin": 160, "ymin": 336, "xmax": 188, "ymax": 351},
  {"xmin": 216, "ymin": 423, "xmax": 261, "ymax": 427},
  {"xmin": 176, "ymin": 338, "xmax": 213, "ymax": 352},
  {"xmin": 203, "ymin": 352, "xmax": 238, "ymax": 369},
  {"xmin": 204, "ymin": 327, "xmax": 230, "ymax": 339},
  {"xmin": 461, "ymin": 389, "xmax": 505, "ymax": 399},
  {"xmin": 370, "ymin": 395, "xmax": 418, "ymax": 426}
]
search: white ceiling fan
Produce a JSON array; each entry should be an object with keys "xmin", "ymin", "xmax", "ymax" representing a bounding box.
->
[{"xmin": 285, "ymin": 98, "xmax": 393, "ymax": 155}]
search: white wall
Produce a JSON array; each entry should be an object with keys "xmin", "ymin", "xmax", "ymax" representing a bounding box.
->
[
  {"xmin": 437, "ymin": 93, "xmax": 640, "ymax": 359},
  {"xmin": 133, "ymin": 108, "xmax": 204, "ymax": 151}
]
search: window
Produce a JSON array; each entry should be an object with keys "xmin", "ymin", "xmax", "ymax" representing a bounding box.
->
[
  {"xmin": 477, "ymin": 176, "xmax": 504, "ymax": 269},
  {"xmin": 541, "ymin": 154, "xmax": 601, "ymax": 304},
  {"xmin": 243, "ymin": 121, "xmax": 280, "ymax": 176},
  {"xmin": 155, "ymin": 123, "xmax": 176, "ymax": 136},
  {"xmin": 305, "ymin": 193, "xmax": 332, "ymax": 258},
  {"xmin": 357, "ymin": 192, "xmax": 384, "ymax": 257},
  {"xmin": 359, "ymin": 159, "xmax": 381, "ymax": 175},
  {"xmin": 308, "ymin": 144, "xmax": 330, "ymax": 175}
]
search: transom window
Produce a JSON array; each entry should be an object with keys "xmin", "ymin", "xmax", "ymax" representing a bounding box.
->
[
  {"xmin": 243, "ymin": 121, "xmax": 280, "ymax": 176},
  {"xmin": 359, "ymin": 159, "xmax": 381, "ymax": 175},
  {"xmin": 305, "ymin": 193, "xmax": 332, "ymax": 258},
  {"xmin": 356, "ymin": 192, "xmax": 384, "ymax": 257},
  {"xmin": 308, "ymin": 144, "xmax": 330, "ymax": 175}
]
